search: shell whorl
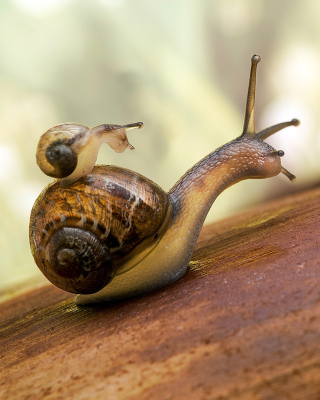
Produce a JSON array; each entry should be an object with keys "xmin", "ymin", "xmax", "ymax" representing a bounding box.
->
[
  {"xmin": 44, "ymin": 227, "xmax": 112, "ymax": 294},
  {"xmin": 45, "ymin": 140, "xmax": 78, "ymax": 178},
  {"xmin": 36, "ymin": 123, "xmax": 90, "ymax": 179}
]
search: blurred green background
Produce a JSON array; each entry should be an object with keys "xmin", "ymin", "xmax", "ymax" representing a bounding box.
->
[{"xmin": 1, "ymin": 0, "xmax": 319, "ymax": 293}]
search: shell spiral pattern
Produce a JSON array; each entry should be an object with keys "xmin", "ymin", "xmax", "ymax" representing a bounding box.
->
[{"xmin": 29, "ymin": 165, "xmax": 171, "ymax": 294}]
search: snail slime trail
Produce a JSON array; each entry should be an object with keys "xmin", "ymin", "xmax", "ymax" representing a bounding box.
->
[{"xmin": 29, "ymin": 55, "xmax": 299, "ymax": 305}]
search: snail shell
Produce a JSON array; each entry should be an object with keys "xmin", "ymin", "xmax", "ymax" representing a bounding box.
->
[
  {"xmin": 29, "ymin": 165, "xmax": 171, "ymax": 294},
  {"xmin": 36, "ymin": 123, "xmax": 90, "ymax": 179}
]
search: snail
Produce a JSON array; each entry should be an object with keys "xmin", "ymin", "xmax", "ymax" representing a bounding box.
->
[
  {"xmin": 35, "ymin": 121, "xmax": 142, "ymax": 187},
  {"xmin": 29, "ymin": 55, "xmax": 299, "ymax": 305}
]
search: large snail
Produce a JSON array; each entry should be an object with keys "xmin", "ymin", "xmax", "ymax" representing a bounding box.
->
[{"xmin": 29, "ymin": 55, "xmax": 299, "ymax": 305}]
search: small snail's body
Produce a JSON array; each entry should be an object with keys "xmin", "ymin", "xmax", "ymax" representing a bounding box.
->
[{"xmin": 30, "ymin": 55, "xmax": 300, "ymax": 304}]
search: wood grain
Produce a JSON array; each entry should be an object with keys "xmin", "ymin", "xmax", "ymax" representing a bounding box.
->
[{"xmin": 1, "ymin": 187, "xmax": 320, "ymax": 400}]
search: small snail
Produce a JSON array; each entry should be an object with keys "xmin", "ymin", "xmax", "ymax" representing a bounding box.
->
[
  {"xmin": 36, "ymin": 121, "xmax": 142, "ymax": 187},
  {"xmin": 29, "ymin": 55, "xmax": 299, "ymax": 305}
]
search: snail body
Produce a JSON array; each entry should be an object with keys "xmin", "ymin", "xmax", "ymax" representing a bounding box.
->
[{"xmin": 30, "ymin": 55, "xmax": 300, "ymax": 304}]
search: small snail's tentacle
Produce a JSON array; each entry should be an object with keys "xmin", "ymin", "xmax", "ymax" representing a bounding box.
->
[
  {"xmin": 281, "ymin": 166, "xmax": 296, "ymax": 182},
  {"xmin": 242, "ymin": 54, "xmax": 261, "ymax": 137},
  {"xmin": 121, "ymin": 123, "xmax": 143, "ymax": 149},
  {"xmin": 125, "ymin": 141, "xmax": 135, "ymax": 150},
  {"xmin": 256, "ymin": 119, "xmax": 300, "ymax": 140},
  {"xmin": 122, "ymin": 122, "xmax": 144, "ymax": 131}
]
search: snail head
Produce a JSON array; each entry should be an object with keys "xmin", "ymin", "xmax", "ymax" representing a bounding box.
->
[{"xmin": 238, "ymin": 55, "xmax": 299, "ymax": 182}]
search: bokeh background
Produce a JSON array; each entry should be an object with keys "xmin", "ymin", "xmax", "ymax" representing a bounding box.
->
[{"xmin": 1, "ymin": 0, "xmax": 319, "ymax": 293}]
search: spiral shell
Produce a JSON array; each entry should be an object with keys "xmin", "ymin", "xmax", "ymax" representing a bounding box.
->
[
  {"xmin": 36, "ymin": 123, "xmax": 90, "ymax": 179},
  {"xmin": 29, "ymin": 165, "xmax": 171, "ymax": 294}
]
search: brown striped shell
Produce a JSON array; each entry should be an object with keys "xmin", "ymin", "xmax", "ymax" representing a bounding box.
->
[{"xmin": 29, "ymin": 165, "xmax": 171, "ymax": 294}]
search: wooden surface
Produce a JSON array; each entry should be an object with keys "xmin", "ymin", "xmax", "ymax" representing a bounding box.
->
[{"xmin": 1, "ymin": 186, "xmax": 320, "ymax": 400}]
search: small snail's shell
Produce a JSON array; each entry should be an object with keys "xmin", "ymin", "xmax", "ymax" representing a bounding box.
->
[
  {"xmin": 36, "ymin": 123, "xmax": 90, "ymax": 179},
  {"xmin": 29, "ymin": 165, "xmax": 171, "ymax": 294}
]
